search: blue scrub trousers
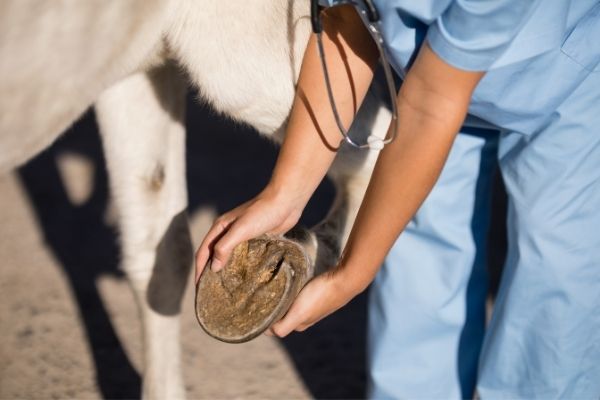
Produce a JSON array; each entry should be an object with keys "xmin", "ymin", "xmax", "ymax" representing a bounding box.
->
[{"xmin": 367, "ymin": 71, "xmax": 600, "ymax": 399}]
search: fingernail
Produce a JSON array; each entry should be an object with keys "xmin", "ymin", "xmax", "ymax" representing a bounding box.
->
[{"xmin": 211, "ymin": 260, "xmax": 222, "ymax": 272}]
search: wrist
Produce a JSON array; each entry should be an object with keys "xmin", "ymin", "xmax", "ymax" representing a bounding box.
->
[
  {"xmin": 328, "ymin": 261, "xmax": 371, "ymax": 299},
  {"xmin": 263, "ymin": 177, "xmax": 312, "ymax": 213},
  {"xmin": 257, "ymin": 183, "xmax": 305, "ymax": 229}
]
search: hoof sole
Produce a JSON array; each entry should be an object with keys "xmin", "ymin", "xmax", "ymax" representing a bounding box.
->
[{"xmin": 195, "ymin": 235, "xmax": 312, "ymax": 343}]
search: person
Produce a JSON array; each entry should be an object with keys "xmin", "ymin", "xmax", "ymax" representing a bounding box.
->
[{"xmin": 196, "ymin": 0, "xmax": 600, "ymax": 397}]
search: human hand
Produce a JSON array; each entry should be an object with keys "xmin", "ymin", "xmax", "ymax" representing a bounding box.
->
[
  {"xmin": 266, "ymin": 267, "xmax": 360, "ymax": 337},
  {"xmin": 195, "ymin": 187, "xmax": 304, "ymax": 282}
]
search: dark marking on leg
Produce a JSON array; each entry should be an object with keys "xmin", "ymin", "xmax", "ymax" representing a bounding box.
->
[{"xmin": 148, "ymin": 163, "xmax": 165, "ymax": 191}]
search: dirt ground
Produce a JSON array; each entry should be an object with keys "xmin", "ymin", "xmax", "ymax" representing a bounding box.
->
[{"xmin": 0, "ymin": 100, "xmax": 370, "ymax": 399}]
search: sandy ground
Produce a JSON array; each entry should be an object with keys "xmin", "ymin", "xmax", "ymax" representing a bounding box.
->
[{"xmin": 0, "ymin": 100, "xmax": 370, "ymax": 399}]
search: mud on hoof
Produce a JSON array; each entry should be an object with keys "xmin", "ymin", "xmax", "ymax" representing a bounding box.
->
[{"xmin": 195, "ymin": 235, "xmax": 314, "ymax": 343}]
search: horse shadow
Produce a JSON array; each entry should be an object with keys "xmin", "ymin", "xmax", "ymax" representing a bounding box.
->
[{"xmin": 17, "ymin": 111, "xmax": 141, "ymax": 399}]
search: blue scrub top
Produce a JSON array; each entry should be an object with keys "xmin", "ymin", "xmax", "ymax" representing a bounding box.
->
[{"xmin": 320, "ymin": 0, "xmax": 600, "ymax": 135}]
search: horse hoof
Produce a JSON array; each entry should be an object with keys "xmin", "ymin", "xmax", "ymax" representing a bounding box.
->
[{"xmin": 195, "ymin": 235, "xmax": 313, "ymax": 343}]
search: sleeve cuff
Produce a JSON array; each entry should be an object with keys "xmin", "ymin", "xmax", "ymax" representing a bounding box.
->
[{"xmin": 426, "ymin": 22, "xmax": 503, "ymax": 72}]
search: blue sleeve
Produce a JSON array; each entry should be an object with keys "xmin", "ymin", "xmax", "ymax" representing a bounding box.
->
[{"xmin": 426, "ymin": 0, "xmax": 541, "ymax": 71}]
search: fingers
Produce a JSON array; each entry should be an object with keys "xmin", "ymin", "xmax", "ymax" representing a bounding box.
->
[
  {"xmin": 195, "ymin": 206, "xmax": 263, "ymax": 282},
  {"xmin": 195, "ymin": 194, "xmax": 300, "ymax": 283},
  {"xmin": 267, "ymin": 274, "xmax": 352, "ymax": 338},
  {"xmin": 271, "ymin": 309, "xmax": 313, "ymax": 338},
  {"xmin": 263, "ymin": 327, "xmax": 275, "ymax": 337},
  {"xmin": 208, "ymin": 218, "xmax": 253, "ymax": 272},
  {"xmin": 195, "ymin": 213, "xmax": 236, "ymax": 282},
  {"xmin": 269, "ymin": 281, "xmax": 323, "ymax": 337}
]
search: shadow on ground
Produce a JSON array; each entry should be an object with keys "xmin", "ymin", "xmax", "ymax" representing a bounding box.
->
[
  {"xmin": 16, "ymin": 94, "xmax": 506, "ymax": 399},
  {"xmin": 18, "ymin": 112, "xmax": 140, "ymax": 399}
]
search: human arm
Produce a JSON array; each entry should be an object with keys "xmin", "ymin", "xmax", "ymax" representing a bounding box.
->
[
  {"xmin": 268, "ymin": 0, "xmax": 544, "ymax": 335},
  {"xmin": 195, "ymin": 5, "xmax": 380, "ymax": 278},
  {"xmin": 269, "ymin": 43, "xmax": 484, "ymax": 336}
]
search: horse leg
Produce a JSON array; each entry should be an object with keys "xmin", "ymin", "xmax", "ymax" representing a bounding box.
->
[{"xmin": 95, "ymin": 63, "xmax": 191, "ymax": 400}]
